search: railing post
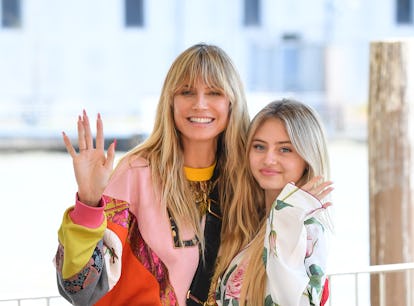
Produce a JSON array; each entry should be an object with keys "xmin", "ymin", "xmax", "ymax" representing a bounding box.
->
[
  {"xmin": 368, "ymin": 40, "xmax": 414, "ymax": 306},
  {"xmin": 406, "ymin": 269, "xmax": 412, "ymax": 306},
  {"xmin": 354, "ymin": 274, "xmax": 359, "ymax": 306},
  {"xmin": 379, "ymin": 273, "xmax": 385, "ymax": 306}
]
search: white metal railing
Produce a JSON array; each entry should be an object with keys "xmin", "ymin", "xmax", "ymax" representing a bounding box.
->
[
  {"xmin": 327, "ymin": 262, "xmax": 414, "ymax": 306},
  {"xmin": 1, "ymin": 262, "xmax": 414, "ymax": 306},
  {"xmin": 0, "ymin": 295, "xmax": 67, "ymax": 305}
]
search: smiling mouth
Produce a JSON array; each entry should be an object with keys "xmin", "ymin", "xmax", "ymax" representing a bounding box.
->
[
  {"xmin": 260, "ymin": 169, "xmax": 280, "ymax": 175},
  {"xmin": 188, "ymin": 117, "xmax": 214, "ymax": 123}
]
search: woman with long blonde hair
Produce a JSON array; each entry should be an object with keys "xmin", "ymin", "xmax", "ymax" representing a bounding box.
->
[
  {"xmin": 55, "ymin": 43, "xmax": 250, "ymax": 306},
  {"xmin": 211, "ymin": 99, "xmax": 333, "ymax": 306}
]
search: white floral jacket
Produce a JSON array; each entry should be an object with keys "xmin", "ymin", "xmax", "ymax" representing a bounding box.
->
[{"xmin": 216, "ymin": 183, "xmax": 331, "ymax": 306}]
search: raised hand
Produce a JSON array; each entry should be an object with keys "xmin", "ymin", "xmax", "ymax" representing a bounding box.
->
[
  {"xmin": 62, "ymin": 110, "xmax": 116, "ymax": 207},
  {"xmin": 301, "ymin": 176, "xmax": 334, "ymax": 208}
]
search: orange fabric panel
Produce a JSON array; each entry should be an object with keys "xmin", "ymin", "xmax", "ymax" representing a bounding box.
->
[
  {"xmin": 95, "ymin": 241, "xmax": 162, "ymax": 306},
  {"xmin": 107, "ymin": 221, "xmax": 129, "ymax": 244}
]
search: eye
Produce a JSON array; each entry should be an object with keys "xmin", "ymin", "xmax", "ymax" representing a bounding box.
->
[
  {"xmin": 252, "ymin": 143, "xmax": 266, "ymax": 151},
  {"xmin": 280, "ymin": 147, "xmax": 292, "ymax": 153},
  {"xmin": 208, "ymin": 90, "xmax": 223, "ymax": 96},
  {"xmin": 180, "ymin": 89, "xmax": 194, "ymax": 96}
]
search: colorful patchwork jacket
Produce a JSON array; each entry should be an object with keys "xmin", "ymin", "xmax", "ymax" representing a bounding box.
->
[{"xmin": 54, "ymin": 157, "xmax": 220, "ymax": 306}]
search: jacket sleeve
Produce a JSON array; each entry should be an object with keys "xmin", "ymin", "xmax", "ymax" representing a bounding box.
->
[
  {"xmin": 54, "ymin": 197, "xmax": 109, "ymax": 306},
  {"xmin": 264, "ymin": 183, "xmax": 331, "ymax": 306}
]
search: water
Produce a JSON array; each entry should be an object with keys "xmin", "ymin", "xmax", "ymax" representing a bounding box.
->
[{"xmin": 0, "ymin": 139, "xmax": 369, "ymax": 305}]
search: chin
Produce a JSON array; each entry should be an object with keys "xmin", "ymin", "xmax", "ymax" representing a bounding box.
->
[
  {"xmin": 259, "ymin": 183, "xmax": 276, "ymax": 190},
  {"xmin": 260, "ymin": 183, "xmax": 284, "ymax": 192}
]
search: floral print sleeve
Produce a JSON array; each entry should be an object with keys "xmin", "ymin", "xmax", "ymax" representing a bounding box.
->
[
  {"xmin": 264, "ymin": 183, "xmax": 331, "ymax": 306},
  {"xmin": 215, "ymin": 249, "xmax": 249, "ymax": 305}
]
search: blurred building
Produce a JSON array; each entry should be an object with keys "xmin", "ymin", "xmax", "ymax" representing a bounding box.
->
[{"xmin": 0, "ymin": 0, "xmax": 413, "ymax": 145}]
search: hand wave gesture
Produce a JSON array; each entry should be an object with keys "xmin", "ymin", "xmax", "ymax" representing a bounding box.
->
[
  {"xmin": 301, "ymin": 176, "xmax": 334, "ymax": 208},
  {"xmin": 62, "ymin": 110, "xmax": 116, "ymax": 207}
]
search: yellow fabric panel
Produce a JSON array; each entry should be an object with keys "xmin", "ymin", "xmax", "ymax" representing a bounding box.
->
[
  {"xmin": 58, "ymin": 207, "xmax": 107, "ymax": 278},
  {"xmin": 184, "ymin": 162, "xmax": 216, "ymax": 181}
]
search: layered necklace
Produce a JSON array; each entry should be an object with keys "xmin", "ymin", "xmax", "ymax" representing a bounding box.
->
[
  {"xmin": 169, "ymin": 163, "xmax": 216, "ymax": 248},
  {"xmin": 188, "ymin": 180, "xmax": 214, "ymax": 217}
]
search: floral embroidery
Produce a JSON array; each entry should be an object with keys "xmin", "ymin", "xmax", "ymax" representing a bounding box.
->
[
  {"xmin": 308, "ymin": 264, "xmax": 324, "ymax": 292},
  {"xmin": 103, "ymin": 196, "xmax": 178, "ymax": 305},
  {"xmin": 128, "ymin": 215, "xmax": 178, "ymax": 305},
  {"xmin": 268, "ymin": 230, "xmax": 278, "ymax": 257},
  {"xmin": 222, "ymin": 259, "xmax": 248, "ymax": 302},
  {"xmin": 103, "ymin": 196, "xmax": 130, "ymax": 228},
  {"xmin": 274, "ymin": 199, "xmax": 293, "ymax": 210},
  {"xmin": 305, "ymin": 220, "xmax": 323, "ymax": 258},
  {"xmin": 60, "ymin": 243, "xmax": 104, "ymax": 293},
  {"xmin": 105, "ymin": 247, "xmax": 119, "ymax": 264},
  {"xmin": 264, "ymin": 294, "xmax": 279, "ymax": 306},
  {"xmin": 262, "ymin": 247, "xmax": 268, "ymax": 266}
]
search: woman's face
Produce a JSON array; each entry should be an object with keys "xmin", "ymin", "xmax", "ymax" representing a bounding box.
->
[
  {"xmin": 249, "ymin": 118, "xmax": 307, "ymax": 197},
  {"xmin": 173, "ymin": 79, "xmax": 230, "ymax": 146}
]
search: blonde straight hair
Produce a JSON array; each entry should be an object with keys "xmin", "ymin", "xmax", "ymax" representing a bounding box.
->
[
  {"xmin": 116, "ymin": 43, "xmax": 250, "ymax": 250},
  {"xmin": 212, "ymin": 99, "xmax": 330, "ymax": 305}
]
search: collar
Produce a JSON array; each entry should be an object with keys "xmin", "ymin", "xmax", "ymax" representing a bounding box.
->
[{"xmin": 184, "ymin": 162, "xmax": 216, "ymax": 182}]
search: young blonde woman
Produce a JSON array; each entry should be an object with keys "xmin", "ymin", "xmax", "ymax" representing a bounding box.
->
[
  {"xmin": 211, "ymin": 99, "xmax": 333, "ymax": 306},
  {"xmin": 54, "ymin": 43, "xmax": 250, "ymax": 306}
]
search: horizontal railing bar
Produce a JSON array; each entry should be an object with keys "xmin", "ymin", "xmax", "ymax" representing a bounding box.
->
[
  {"xmin": 0, "ymin": 296, "xmax": 62, "ymax": 302},
  {"xmin": 1, "ymin": 263, "xmax": 414, "ymax": 304},
  {"xmin": 328, "ymin": 262, "xmax": 414, "ymax": 276}
]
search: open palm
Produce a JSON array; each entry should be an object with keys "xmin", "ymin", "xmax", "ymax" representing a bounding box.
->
[{"xmin": 62, "ymin": 110, "xmax": 116, "ymax": 206}]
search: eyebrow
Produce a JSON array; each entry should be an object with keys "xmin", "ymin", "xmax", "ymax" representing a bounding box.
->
[
  {"xmin": 179, "ymin": 84, "xmax": 215, "ymax": 91},
  {"xmin": 252, "ymin": 138, "xmax": 292, "ymax": 145}
]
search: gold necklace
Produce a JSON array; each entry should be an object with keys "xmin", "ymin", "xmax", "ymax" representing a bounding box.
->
[{"xmin": 189, "ymin": 180, "xmax": 213, "ymax": 217}]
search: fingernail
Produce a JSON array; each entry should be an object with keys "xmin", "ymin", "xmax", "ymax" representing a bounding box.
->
[{"xmin": 114, "ymin": 139, "xmax": 117, "ymax": 149}]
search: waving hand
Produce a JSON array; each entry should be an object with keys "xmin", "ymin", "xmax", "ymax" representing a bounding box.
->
[
  {"xmin": 301, "ymin": 176, "xmax": 334, "ymax": 208},
  {"xmin": 62, "ymin": 110, "xmax": 116, "ymax": 207}
]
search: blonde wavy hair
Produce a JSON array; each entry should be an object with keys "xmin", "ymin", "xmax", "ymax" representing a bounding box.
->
[
  {"xmin": 211, "ymin": 99, "xmax": 330, "ymax": 305},
  {"xmin": 117, "ymin": 43, "xmax": 250, "ymax": 250}
]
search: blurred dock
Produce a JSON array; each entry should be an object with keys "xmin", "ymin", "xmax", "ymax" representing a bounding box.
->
[{"xmin": 0, "ymin": 134, "xmax": 148, "ymax": 152}]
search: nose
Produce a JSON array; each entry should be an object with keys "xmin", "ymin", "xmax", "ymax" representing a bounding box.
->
[
  {"xmin": 264, "ymin": 151, "xmax": 277, "ymax": 165},
  {"xmin": 192, "ymin": 94, "xmax": 208, "ymax": 109}
]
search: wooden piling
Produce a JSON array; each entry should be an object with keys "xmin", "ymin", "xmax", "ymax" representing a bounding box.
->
[{"xmin": 368, "ymin": 40, "xmax": 414, "ymax": 306}]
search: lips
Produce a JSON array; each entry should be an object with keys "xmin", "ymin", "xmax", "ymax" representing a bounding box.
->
[{"xmin": 259, "ymin": 168, "xmax": 280, "ymax": 176}]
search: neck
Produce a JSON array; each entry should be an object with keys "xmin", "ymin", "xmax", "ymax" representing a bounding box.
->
[
  {"xmin": 182, "ymin": 139, "xmax": 217, "ymax": 168},
  {"xmin": 265, "ymin": 190, "xmax": 279, "ymax": 213}
]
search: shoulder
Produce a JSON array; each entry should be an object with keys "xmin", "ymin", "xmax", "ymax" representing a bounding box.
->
[
  {"xmin": 115, "ymin": 155, "xmax": 150, "ymax": 172},
  {"xmin": 105, "ymin": 155, "xmax": 153, "ymax": 202},
  {"xmin": 109, "ymin": 155, "xmax": 151, "ymax": 181}
]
